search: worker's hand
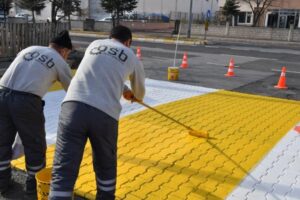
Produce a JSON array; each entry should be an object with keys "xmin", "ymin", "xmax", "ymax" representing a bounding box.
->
[{"xmin": 123, "ymin": 90, "xmax": 138, "ymax": 102}]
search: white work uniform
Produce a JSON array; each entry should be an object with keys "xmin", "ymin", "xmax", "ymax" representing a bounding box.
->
[{"xmin": 64, "ymin": 39, "xmax": 145, "ymax": 120}]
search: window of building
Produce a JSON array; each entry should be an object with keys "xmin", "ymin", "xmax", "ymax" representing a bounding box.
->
[
  {"xmin": 238, "ymin": 12, "xmax": 252, "ymax": 24},
  {"xmin": 266, "ymin": 9, "xmax": 300, "ymax": 29},
  {"xmin": 247, "ymin": 14, "xmax": 251, "ymax": 23},
  {"xmin": 238, "ymin": 12, "xmax": 245, "ymax": 23}
]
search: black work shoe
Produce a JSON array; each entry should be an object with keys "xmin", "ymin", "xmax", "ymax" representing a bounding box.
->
[
  {"xmin": 0, "ymin": 185, "xmax": 9, "ymax": 195},
  {"xmin": 25, "ymin": 184, "xmax": 36, "ymax": 195},
  {"xmin": 25, "ymin": 179, "xmax": 37, "ymax": 195},
  {"xmin": 0, "ymin": 181, "xmax": 13, "ymax": 195}
]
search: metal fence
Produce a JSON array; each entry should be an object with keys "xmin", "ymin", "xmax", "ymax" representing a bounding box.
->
[{"xmin": 0, "ymin": 23, "xmax": 68, "ymax": 60}]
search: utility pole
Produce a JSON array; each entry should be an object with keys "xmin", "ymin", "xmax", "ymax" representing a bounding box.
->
[
  {"xmin": 160, "ymin": 0, "xmax": 163, "ymax": 16},
  {"xmin": 187, "ymin": 0, "xmax": 193, "ymax": 38},
  {"xmin": 143, "ymin": 0, "xmax": 146, "ymax": 15},
  {"xmin": 175, "ymin": 0, "xmax": 178, "ymax": 19},
  {"xmin": 88, "ymin": 0, "xmax": 91, "ymax": 19}
]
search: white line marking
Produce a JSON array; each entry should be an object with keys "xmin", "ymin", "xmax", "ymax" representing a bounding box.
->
[
  {"xmin": 207, "ymin": 62, "xmax": 240, "ymax": 68},
  {"xmin": 207, "ymin": 62, "xmax": 223, "ymax": 66},
  {"xmin": 222, "ymin": 54, "xmax": 278, "ymax": 61},
  {"xmin": 272, "ymin": 69, "xmax": 300, "ymax": 74}
]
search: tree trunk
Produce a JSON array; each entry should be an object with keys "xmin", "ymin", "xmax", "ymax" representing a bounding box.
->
[
  {"xmin": 3, "ymin": 3, "xmax": 7, "ymax": 25},
  {"xmin": 112, "ymin": 16, "xmax": 116, "ymax": 28},
  {"xmin": 68, "ymin": 15, "xmax": 71, "ymax": 30},
  {"xmin": 51, "ymin": 2, "xmax": 57, "ymax": 24},
  {"xmin": 32, "ymin": 10, "xmax": 36, "ymax": 25},
  {"xmin": 252, "ymin": 14, "xmax": 259, "ymax": 27},
  {"xmin": 116, "ymin": 11, "xmax": 120, "ymax": 26}
]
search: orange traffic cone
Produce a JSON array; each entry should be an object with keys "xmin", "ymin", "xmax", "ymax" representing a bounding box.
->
[
  {"xmin": 136, "ymin": 47, "xmax": 142, "ymax": 60},
  {"xmin": 274, "ymin": 67, "xmax": 288, "ymax": 89},
  {"xmin": 181, "ymin": 52, "xmax": 188, "ymax": 68},
  {"xmin": 225, "ymin": 58, "xmax": 235, "ymax": 77}
]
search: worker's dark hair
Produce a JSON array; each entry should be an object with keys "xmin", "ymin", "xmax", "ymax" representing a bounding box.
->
[
  {"xmin": 50, "ymin": 30, "xmax": 73, "ymax": 50},
  {"xmin": 109, "ymin": 25, "xmax": 132, "ymax": 43}
]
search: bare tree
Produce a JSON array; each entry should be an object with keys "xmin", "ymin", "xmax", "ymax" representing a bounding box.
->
[{"xmin": 242, "ymin": 0, "xmax": 278, "ymax": 27}]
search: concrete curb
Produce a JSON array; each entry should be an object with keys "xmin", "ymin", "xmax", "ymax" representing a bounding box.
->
[
  {"xmin": 70, "ymin": 32, "xmax": 207, "ymax": 45},
  {"xmin": 134, "ymin": 37, "xmax": 207, "ymax": 45},
  {"xmin": 70, "ymin": 32, "xmax": 104, "ymax": 38}
]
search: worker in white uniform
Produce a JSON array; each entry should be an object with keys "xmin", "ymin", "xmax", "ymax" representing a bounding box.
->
[
  {"xmin": 0, "ymin": 30, "xmax": 73, "ymax": 195},
  {"xmin": 49, "ymin": 25, "xmax": 145, "ymax": 200}
]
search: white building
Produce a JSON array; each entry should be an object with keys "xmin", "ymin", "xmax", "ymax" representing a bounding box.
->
[
  {"xmin": 135, "ymin": 0, "xmax": 219, "ymax": 19},
  {"xmin": 218, "ymin": 0, "xmax": 300, "ymax": 28},
  {"xmin": 10, "ymin": 0, "xmax": 220, "ymax": 22}
]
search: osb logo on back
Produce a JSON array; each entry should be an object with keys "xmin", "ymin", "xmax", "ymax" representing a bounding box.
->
[
  {"xmin": 23, "ymin": 51, "xmax": 56, "ymax": 69},
  {"xmin": 89, "ymin": 45, "xmax": 128, "ymax": 63}
]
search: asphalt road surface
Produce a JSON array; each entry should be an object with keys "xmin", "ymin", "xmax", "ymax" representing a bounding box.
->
[{"xmin": 72, "ymin": 35, "xmax": 300, "ymax": 100}]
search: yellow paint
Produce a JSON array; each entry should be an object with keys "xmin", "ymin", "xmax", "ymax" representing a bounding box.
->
[{"xmin": 12, "ymin": 90, "xmax": 300, "ymax": 200}]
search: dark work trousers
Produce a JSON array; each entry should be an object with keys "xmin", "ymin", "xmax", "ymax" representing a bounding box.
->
[
  {"xmin": 0, "ymin": 88, "xmax": 46, "ymax": 191},
  {"xmin": 49, "ymin": 101, "xmax": 118, "ymax": 200}
]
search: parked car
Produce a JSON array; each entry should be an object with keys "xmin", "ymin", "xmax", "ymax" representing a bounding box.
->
[
  {"xmin": 56, "ymin": 14, "xmax": 65, "ymax": 21},
  {"xmin": 98, "ymin": 16, "xmax": 112, "ymax": 22},
  {"xmin": 15, "ymin": 13, "xmax": 32, "ymax": 21},
  {"xmin": 46, "ymin": 14, "xmax": 66, "ymax": 23},
  {"xmin": 146, "ymin": 13, "xmax": 170, "ymax": 22}
]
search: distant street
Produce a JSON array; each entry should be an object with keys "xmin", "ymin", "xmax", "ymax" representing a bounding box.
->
[{"xmin": 72, "ymin": 35, "xmax": 300, "ymax": 100}]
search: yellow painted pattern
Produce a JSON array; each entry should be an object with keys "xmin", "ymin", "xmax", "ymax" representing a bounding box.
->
[{"xmin": 12, "ymin": 90, "xmax": 300, "ymax": 200}]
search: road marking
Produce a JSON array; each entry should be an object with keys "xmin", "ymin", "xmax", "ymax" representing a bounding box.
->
[
  {"xmin": 272, "ymin": 69, "xmax": 300, "ymax": 74},
  {"xmin": 207, "ymin": 62, "xmax": 223, "ymax": 66},
  {"xmin": 222, "ymin": 54, "xmax": 278, "ymax": 61},
  {"xmin": 207, "ymin": 62, "xmax": 240, "ymax": 68},
  {"xmin": 209, "ymin": 45, "xmax": 300, "ymax": 56},
  {"xmin": 275, "ymin": 60, "xmax": 300, "ymax": 65}
]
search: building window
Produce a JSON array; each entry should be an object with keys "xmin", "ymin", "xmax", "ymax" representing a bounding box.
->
[
  {"xmin": 238, "ymin": 12, "xmax": 252, "ymax": 24},
  {"xmin": 238, "ymin": 12, "xmax": 246, "ymax": 23},
  {"xmin": 247, "ymin": 14, "xmax": 251, "ymax": 23},
  {"xmin": 266, "ymin": 9, "xmax": 300, "ymax": 29}
]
